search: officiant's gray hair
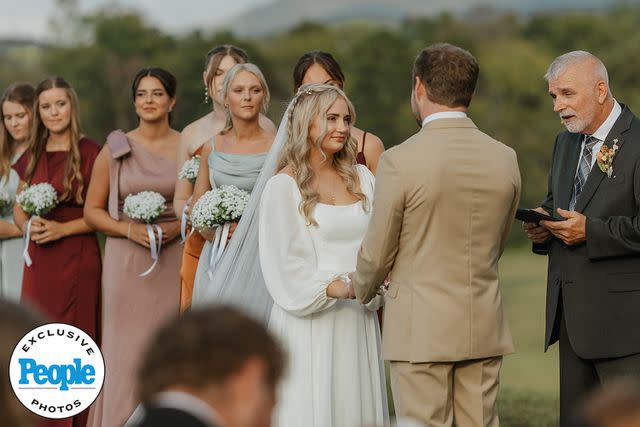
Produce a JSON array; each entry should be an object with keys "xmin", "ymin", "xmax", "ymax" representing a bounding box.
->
[{"xmin": 544, "ymin": 51, "xmax": 610, "ymax": 90}]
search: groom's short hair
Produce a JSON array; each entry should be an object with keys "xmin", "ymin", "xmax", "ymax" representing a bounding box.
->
[
  {"xmin": 137, "ymin": 305, "xmax": 286, "ymax": 402},
  {"xmin": 413, "ymin": 43, "xmax": 479, "ymax": 108}
]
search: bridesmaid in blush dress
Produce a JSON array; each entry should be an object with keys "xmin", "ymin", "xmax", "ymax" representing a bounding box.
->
[
  {"xmin": 84, "ymin": 67, "xmax": 182, "ymax": 427},
  {"xmin": 0, "ymin": 83, "xmax": 33, "ymax": 301},
  {"xmin": 13, "ymin": 77, "xmax": 102, "ymax": 427}
]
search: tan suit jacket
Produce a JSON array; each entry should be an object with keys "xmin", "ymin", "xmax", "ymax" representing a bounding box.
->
[{"xmin": 353, "ymin": 117, "xmax": 520, "ymax": 363}]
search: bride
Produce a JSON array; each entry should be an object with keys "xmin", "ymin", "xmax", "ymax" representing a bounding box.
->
[{"xmin": 258, "ymin": 84, "xmax": 388, "ymax": 427}]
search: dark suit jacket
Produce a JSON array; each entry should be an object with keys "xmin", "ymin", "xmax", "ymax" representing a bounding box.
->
[
  {"xmin": 535, "ymin": 105, "xmax": 640, "ymax": 359},
  {"xmin": 135, "ymin": 406, "xmax": 216, "ymax": 427}
]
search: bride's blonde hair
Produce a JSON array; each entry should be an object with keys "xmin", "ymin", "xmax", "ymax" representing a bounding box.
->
[{"xmin": 277, "ymin": 83, "xmax": 368, "ymax": 226}]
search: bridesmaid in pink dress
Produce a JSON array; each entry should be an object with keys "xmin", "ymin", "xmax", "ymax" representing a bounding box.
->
[{"xmin": 84, "ymin": 67, "xmax": 182, "ymax": 427}]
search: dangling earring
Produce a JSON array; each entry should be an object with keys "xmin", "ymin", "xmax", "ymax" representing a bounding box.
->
[{"xmin": 204, "ymin": 87, "xmax": 209, "ymax": 104}]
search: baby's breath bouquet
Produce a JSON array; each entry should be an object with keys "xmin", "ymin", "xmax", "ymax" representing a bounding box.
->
[
  {"xmin": 123, "ymin": 191, "xmax": 167, "ymax": 277},
  {"xmin": 191, "ymin": 185, "xmax": 250, "ymax": 230},
  {"xmin": 17, "ymin": 183, "xmax": 59, "ymax": 267},
  {"xmin": 178, "ymin": 155, "xmax": 200, "ymax": 184},
  {"xmin": 123, "ymin": 191, "xmax": 166, "ymax": 224},
  {"xmin": 0, "ymin": 189, "xmax": 13, "ymax": 215},
  {"xmin": 16, "ymin": 183, "xmax": 58, "ymax": 217},
  {"xmin": 191, "ymin": 185, "xmax": 250, "ymax": 277}
]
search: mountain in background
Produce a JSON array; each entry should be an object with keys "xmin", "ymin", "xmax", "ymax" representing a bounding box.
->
[{"xmin": 225, "ymin": 0, "xmax": 634, "ymax": 36}]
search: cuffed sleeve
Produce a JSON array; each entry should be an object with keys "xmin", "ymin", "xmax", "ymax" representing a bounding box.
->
[{"xmin": 259, "ymin": 175, "xmax": 337, "ymax": 317}]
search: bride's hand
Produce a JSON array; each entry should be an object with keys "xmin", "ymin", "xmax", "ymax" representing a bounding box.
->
[
  {"xmin": 227, "ymin": 222, "xmax": 238, "ymax": 242},
  {"xmin": 326, "ymin": 279, "xmax": 352, "ymax": 299}
]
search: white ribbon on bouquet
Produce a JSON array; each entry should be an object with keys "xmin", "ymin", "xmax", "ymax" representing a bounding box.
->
[
  {"xmin": 140, "ymin": 224, "xmax": 163, "ymax": 277},
  {"xmin": 207, "ymin": 222, "xmax": 231, "ymax": 280},
  {"xmin": 180, "ymin": 196, "xmax": 195, "ymax": 243},
  {"xmin": 23, "ymin": 217, "xmax": 34, "ymax": 267}
]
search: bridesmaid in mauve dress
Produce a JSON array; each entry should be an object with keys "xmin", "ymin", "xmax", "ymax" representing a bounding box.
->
[
  {"xmin": 0, "ymin": 83, "xmax": 34, "ymax": 301},
  {"xmin": 84, "ymin": 67, "xmax": 182, "ymax": 427},
  {"xmin": 13, "ymin": 77, "xmax": 102, "ymax": 427}
]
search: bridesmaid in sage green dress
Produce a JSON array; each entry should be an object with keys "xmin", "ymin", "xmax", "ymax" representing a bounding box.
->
[
  {"xmin": 190, "ymin": 63, "xmax": 275, "ymax": 305},
  {"xmin": 0, "ymin": 83, "xmax": 34, "ymax": 302}
]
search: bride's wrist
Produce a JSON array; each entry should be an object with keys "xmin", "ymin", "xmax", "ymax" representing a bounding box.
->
[{"xmin": 326, "ymin": 279, "xmax": 348, "ymax": 299}]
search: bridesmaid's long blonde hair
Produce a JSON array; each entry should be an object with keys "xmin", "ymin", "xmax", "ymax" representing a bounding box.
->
[
  {"xmin": 277, "ymin": 83, "xmax": 368, "ymax": 226},
  {"xmin": 24, "ymin": 77, "xmax": 85, "ymax": 203}
]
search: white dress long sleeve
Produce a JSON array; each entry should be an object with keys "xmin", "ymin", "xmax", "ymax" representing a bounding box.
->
[{"xmin": 259, "ymin": 165, "xmax": 388, "ymax": 427}]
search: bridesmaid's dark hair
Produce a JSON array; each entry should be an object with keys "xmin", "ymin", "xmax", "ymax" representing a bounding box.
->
[
  {"xmin": 0, "ymin": 83, "xmax": 35, "ymax": 181},
  {"xmin": 131, "ymin": 67, "xmax": 177, "ymax": 123},
  {"xmin": 204, "ymin": 45, "xmax": 249, "ymax": 98},
  {"xmin": 293, "ymin": 51, "xmax": 345, "ymax": 92},
  {"xmin": 24, "ymin": 77, "xmax": 85, "ymax": 204}
]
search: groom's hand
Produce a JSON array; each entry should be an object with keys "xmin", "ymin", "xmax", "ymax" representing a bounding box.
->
[
  {"xmin": 541, "ymin": 208, "xmax": 586, "ymax": 246},
  {"xmin": 523, "ymin": 207, "xmax": 552, "ymax": 244}
]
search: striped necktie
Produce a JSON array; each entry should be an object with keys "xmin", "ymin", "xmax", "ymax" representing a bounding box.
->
[{"xmin": 569, "ymin": 135, "xmax": 599, "ymax": 211}]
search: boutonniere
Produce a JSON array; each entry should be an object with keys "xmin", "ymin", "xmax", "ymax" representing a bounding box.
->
[{"xmin": 596, "ymin": 138, "xmax": 619, "ymax": 178}]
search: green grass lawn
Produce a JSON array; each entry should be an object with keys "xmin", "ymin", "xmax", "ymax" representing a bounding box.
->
[{"xmin": 498, "ymin": 247, "xmax": 560, "ymax": 425}]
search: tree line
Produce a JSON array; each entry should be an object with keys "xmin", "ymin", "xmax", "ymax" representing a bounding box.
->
[{"xmin": 2, "ymin": 5, "xmax": 640, "ymax": 212}]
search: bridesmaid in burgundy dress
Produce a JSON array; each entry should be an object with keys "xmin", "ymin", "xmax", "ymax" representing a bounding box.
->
[{"xmin": 13, "ymin": 76, "xmax": 101, "ymax": 427}]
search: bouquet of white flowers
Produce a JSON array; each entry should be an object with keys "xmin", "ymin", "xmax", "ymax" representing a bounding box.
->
[
  {"xmin": 0, "ymin": 189, "xmax": 12, "ymax": 215},
  {"xmin": 190, "ymin": 185, "xmax": 250, "ymax": 276},
  {"xmin": 123, "ymin": 191, "xmax": 167, "ymax": 276},
  {"xmin": 178, "ymin": 155, "xmax": 200, "ymax": 185},
  {"xmin": 191, "ymin": 185, "xmax": 250, "ymax": 230},
  {"xmin": 123, "ymin": 191, "xmax": 166, "ymax": 224},
  {"xmin": 16, "ymin": 183, "xmax": 58, "ymax": 217},
  {"xmin": 17, "ymin": 183, "xmax": 59, "ymax": 267}
]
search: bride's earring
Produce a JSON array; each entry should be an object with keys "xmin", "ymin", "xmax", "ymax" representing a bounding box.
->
[{"xmin": 204, "ymin": 87, "xmax": 209, "ymax": 104}]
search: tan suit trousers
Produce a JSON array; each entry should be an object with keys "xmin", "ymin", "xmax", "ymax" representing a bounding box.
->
[{"xmin": 390, "ymin": 357, "xmax": 503, "ymax": 427}]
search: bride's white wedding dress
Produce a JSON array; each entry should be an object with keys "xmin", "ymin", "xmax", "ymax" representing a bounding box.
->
[{"xmin": 259, "ymin": 164, "xmax": 389, "ymax": 427}]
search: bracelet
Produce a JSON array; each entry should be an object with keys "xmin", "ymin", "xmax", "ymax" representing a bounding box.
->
[{"xmin": 127, "ymin": 223, "xmax": 132, "ymax": 240}]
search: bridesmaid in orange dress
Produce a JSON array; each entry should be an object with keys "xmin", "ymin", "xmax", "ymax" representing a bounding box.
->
[
  {"xmin": 174, "ymin": 45, "xmax": 275, "ymax": 312},
  {"xmin": 84, "ymin": 67, "xmax": 182, "ymax": 427},
  {"xmin": 13, "ymin": 76, "xmax": 102, "ymax": 427}
]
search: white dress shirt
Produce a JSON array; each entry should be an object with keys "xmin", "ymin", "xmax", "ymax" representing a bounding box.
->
[
  {"xmin": 421, "ymin": 111, "xmax": 468, "ymax": 127},
  {"xmin": 576, "ymin": 100, "xmax": 622, "ymax": 174}
]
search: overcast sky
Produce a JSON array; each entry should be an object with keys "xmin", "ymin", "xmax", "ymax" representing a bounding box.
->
[{"xmin": 0, "ymin": 0, "xmax": 272, "ymax": 40}]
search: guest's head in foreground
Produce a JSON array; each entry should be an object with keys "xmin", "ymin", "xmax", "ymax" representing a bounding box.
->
[
  {"xmin": 576, "ymin": 379, "xmax": 640, "ymax": 427},
  {"xmin": 0, "ymin": 299, "xmax": 44, "ymax": 427},
  {"xmin": 138, "ymin": 305, "xmax": 286, "ymax": 427}
]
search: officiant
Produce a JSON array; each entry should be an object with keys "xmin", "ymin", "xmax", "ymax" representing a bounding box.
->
[{"xmin": 523, "ymin": 51, "xmax": 640, "ymax": 425}]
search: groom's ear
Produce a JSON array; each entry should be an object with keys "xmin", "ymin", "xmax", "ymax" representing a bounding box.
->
[{"xmin": 414, "ymin": 76, "xmax": 426, "ymax": 100}]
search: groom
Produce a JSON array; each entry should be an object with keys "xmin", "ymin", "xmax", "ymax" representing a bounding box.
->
[{"xmin": 350, "ymin": 43, "xmax": 521, "ymax": 426}]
